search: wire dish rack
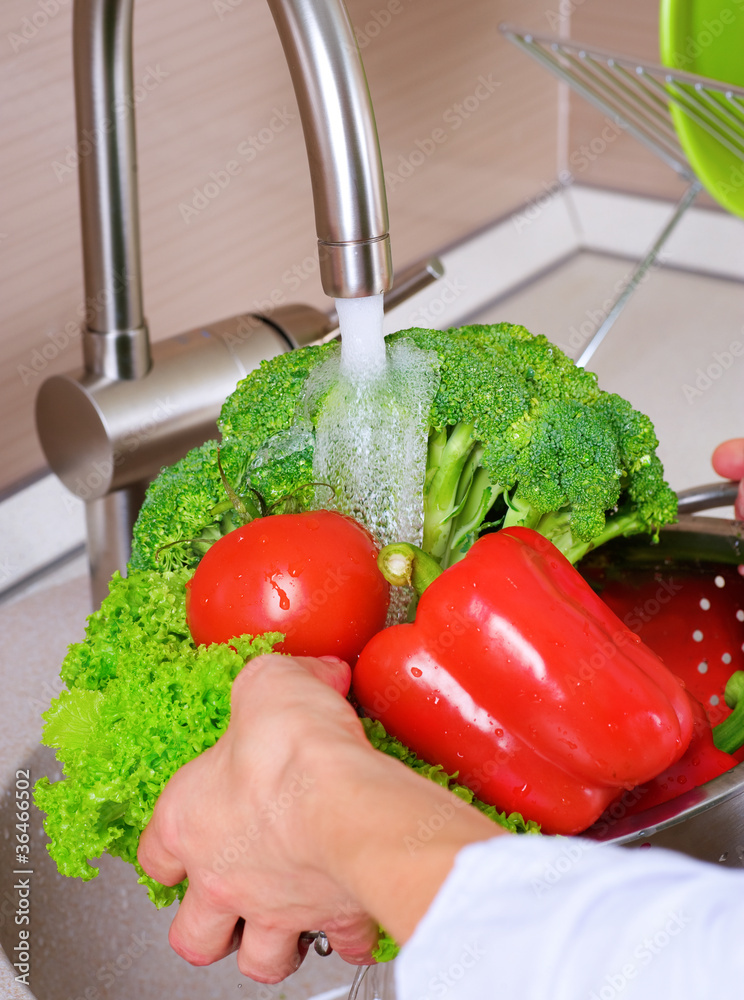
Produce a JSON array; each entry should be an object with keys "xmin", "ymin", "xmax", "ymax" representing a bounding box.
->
[{"xmin": 498, "ymin": 24, "xmax": 744, "ymax": 365}]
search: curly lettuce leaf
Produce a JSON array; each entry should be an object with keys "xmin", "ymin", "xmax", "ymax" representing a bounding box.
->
[{"xmin": 34, "ymin": 568, "xmax": 281, "ymax": 906}]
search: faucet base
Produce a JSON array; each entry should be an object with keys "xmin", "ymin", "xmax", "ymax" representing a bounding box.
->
[{"xmin": 85, "ymin": 481, "xmax": 148, "ymax": 605}]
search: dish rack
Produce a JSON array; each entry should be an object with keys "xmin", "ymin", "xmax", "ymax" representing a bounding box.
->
[{"xmin": 499, "ymin": 24, "xmax": 744, "ymax": 365}]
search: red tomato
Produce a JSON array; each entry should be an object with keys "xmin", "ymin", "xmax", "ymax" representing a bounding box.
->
[{"xmin": 185, "ymin": 510, "xmax": 389, "ymax": 663}]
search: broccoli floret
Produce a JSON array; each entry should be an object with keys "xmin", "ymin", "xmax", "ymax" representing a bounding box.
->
[
  {"xmin": 397, "ymin": 323, "xmax": 677, "ymax": 566},
  {"xmin": 129, "ymin": 345, "xmax": 336, "ymax": 572},
  {"xmin": 130, "ymin": 440, "xmax": 228, "ymax": 571},
  {"xmin": 218, "ymin": 341, "xmax": 335, "ymax": 490},
  {"xmin": 130, "ymin": 323, "xmax": 676, "ymax": 574}
]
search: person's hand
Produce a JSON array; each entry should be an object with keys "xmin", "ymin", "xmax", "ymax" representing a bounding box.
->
[
  {"xmin": 712, "ymin": 438, "xmax": 744, "ymax": 520},
  {"xmin": 137, "ymin": 653, "xmax": 499, "ymax": 984},
  {"xmin": 138, "ymin": 654, "xmax": 376, "ymax": 981}
]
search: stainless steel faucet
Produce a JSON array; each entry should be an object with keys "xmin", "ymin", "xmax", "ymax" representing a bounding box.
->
[{"xmin": 35, "ymin": 0, "xmax": 437, "ymax": 605}]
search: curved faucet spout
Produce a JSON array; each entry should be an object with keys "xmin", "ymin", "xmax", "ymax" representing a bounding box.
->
[
  {"xmin": 267, "ymin": 0, "xmax": 392, "ymax": 298},
  {"xmin": 73, "ymin": 0, "xmax": 393, "ymax": 381}
]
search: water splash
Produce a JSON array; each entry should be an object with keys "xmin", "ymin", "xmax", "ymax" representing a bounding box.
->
[
  {"xmin": 250, "ymin": 295, "xmax": 439, "ymax": 620},
  {"xmin": 306, "ymin": 298, "xmax": 439, "ymax": 618}
]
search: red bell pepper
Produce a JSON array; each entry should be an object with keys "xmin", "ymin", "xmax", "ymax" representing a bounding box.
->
[
  {"xmin": 352, "ymin": 526, "xmax": 695, "ymax": 835},
  {"xmin": 615, "ymin": 691, "xmax": 739, "ymax": 819}
]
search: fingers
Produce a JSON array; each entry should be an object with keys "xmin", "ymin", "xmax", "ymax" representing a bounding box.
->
[
  {"xmin": 138, "ymin": 807, "xmax": 187, "ymax": 888},
  {"xmin": 324, "ymin": 918, "xmax": 380, "ymax": 966},
  {"xmin": 712, "ymin": 438, "xmax": 744, "ymax": 481},
  {"xmin": 168, "ymin": 883, "xmax": 243, "ymax": 966},
  {"xmin": 236, "ymin": 925, "xmax": 306, "ymax": 984},
  {"xmin": 238, "ymin": 652, "xmax": 352, "ymax": 697},
  {"xmin": 300, "ymin": 654, "xmax": 352, "ymax": 696}
]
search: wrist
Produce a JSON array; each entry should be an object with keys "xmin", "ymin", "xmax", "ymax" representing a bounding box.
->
[{"xmin": 305, "ymin": 739, "xmax": 503, "ymax": 945}]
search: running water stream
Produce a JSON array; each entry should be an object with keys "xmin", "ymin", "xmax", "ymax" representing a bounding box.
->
[{"xmin": 308, "ymin": 294, "xmax": 439, "ymax": 617}]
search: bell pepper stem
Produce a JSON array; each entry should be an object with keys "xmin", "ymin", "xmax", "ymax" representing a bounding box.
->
[
  {"xmin": 712, "ymin": 671, "xmax": 744, "ymax": 755},
  {"xmin": 378, "ymin": 543, "xmax": 443, "ymax": 596}
]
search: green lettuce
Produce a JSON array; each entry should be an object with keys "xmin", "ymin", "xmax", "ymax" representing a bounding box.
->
[{"xmin": 34, "ymin": 568, "xmax": 281, "ymax": 906}]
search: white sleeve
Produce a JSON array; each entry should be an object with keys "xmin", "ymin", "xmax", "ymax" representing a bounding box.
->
[{"xmin": 395, "ymin": 835, "xmax": 744, "ymax": 1000}]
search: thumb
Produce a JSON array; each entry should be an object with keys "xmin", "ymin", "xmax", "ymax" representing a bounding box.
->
[
  {"xmin": 294, "ymin": 655, "xmax": 352, "ymax": 697},
  {"xmin": 240, "ymin": 653, "xmax": 352, "ymax": 697},
  {"xmin": 712, "ymin": 438, "xmax": 744, "ymax": 481}
]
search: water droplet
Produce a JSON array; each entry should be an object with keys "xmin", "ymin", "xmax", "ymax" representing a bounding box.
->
[
  {"xmin": 722, "ymin": 652, "xmax": 732, "ymax": 664},
  {"xmin": 715, "ymin": 575, "xmax": 726, "ymax": 588},
  {"xmin": 411, "ymin": 667, "xmax": 422, "ymax": 678},
  {"xmin": 700, "ymin": 598, "xmax": 711, "ymax": 610},
  {"xmin": 736, "ymin": 610, "xmax": 744, "ymax": 622},
  {"xmin": 270, "ymin": 577, "xmax": 291, "ymax": 610},
  {"xmin": 719, "ymin": 852, "xmax": 729, "ymax": 863},
  {"xmin": 710, "ymin": 694, "xmax": 720, "ymax": 706},
  {"xmin": 697, "ymin": 661, "xmax": 708, "ymax": 674},
  {"xmin": 693, "ymin": 629, "xmax": 704, "ymax": 642}
]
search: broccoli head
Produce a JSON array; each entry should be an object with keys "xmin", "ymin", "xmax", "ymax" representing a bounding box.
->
[{"xmin": 130, "ymin": 323, "xmax": 677, "ymax": 573}]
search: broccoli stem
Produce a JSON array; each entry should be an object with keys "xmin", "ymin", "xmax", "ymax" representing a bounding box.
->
[
  {"xmin": 501, "ymin": 488, "xmax": 543, "ymax": 531},
  {"xmin": 422, "ymin": 423, "xmax": 478, "ymax": 562},
  {"xmin": 554, "ymin": 507, "xmax": 646, "ymax": 565},
  {"xmin": 713, "ymin": 671, "xmax": 744, "ymax": 755},
  {"xmin": 444, "ymin": 467, "xmax": 505, "ymax": 566}
]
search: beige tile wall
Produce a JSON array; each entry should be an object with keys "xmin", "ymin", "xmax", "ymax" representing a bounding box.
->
[{"xmin": 0, "ymin": 0, "xmax": 560, "ymax": 494}]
